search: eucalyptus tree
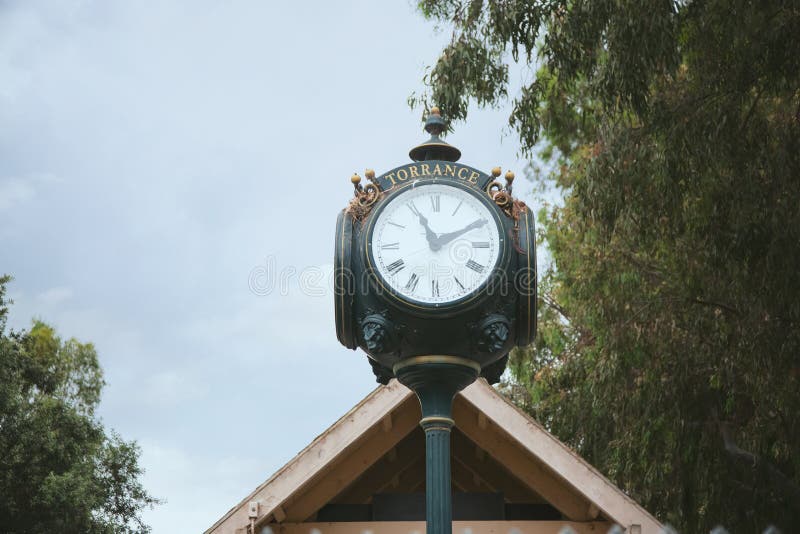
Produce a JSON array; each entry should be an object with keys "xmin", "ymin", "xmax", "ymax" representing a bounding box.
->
[{"xmin": 414, "ymin": 1, "xmax": 800, "ymax": 530}]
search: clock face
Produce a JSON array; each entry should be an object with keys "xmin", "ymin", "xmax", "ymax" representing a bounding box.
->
[{"xmin": 369, "ymin": 183, "xmax": 502, "ymax": 306}]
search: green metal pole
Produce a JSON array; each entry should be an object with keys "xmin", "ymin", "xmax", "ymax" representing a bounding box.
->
[
  {"xmin": 422, "ymin": 416, "xmax": 454, "ymax": 534},
  {"xmin": 394, "ymin": 356, "xmax": 480, "ymax": 534}
]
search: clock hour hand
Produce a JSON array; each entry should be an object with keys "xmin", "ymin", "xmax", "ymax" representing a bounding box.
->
[
  {"xmin": 416, "ymin": 213, "xmax": 440, "ymax": 250},
  {"xmin": 435, "ymin": 218, "xmax": 488, "ymax": 247}
]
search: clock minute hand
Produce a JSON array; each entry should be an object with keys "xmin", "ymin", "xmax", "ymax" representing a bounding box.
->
[{"xmin": 435, "ymin": 219, "xmax": 488, "ymax": 247}]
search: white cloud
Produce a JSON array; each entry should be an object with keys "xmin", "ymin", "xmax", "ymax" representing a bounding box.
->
[
  {"xmin": 0, "ymin": 172, "xmax": 59, "ymax": 215},
  {"xmin": 142, "ymin": 370, "xmax": 207, "ymax": 408},
  {"xmin": 36, "ymin": 285, "xmax": 73, "ymax": 306},
  {"xmin": 0, "ymin": 177, "xmax": 35, "ymax": 211}
]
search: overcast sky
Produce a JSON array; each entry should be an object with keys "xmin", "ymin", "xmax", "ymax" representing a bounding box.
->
[{"xmin": 0, "ymin": 1, "xmax": 539, "ymax": 532}]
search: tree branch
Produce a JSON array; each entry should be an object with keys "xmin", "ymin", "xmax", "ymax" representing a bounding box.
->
[
  {"xmin": 719, "ymin": 422, "xmax": 800, "ymax": 509},
  {"xmin": 691, "ymin": 297, "xmax": 741, "ymax": 317},
  {"xmin": 543, "ymin": 293, "xmax": 572, "ymax": 323},
  {"xmin": 740, "ymin": 85, "xmax": 766, "ymax": 132}
]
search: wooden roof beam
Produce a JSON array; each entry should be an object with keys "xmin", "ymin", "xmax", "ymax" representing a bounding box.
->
[
  {"xmin": 450, "ymin": 456, "xmax": 492, "ymax": 493},
  {"xmin": 332, "ymin": 430, "xmax": 425, "ymax": 504},
  {"xmin": 459, "ymin": 380, "xmax": 662, "ymax": 531},
  {"xmin": 206, "ymin": 381, "xmax": 416, "ymax": 534},
  {"xmin": 451, "ymin": 433, "xmax": 544, "ymax": 504},
  {"xmin": 278, "ymin": 396, "xmax": 420, "ymax": 523},
  {"xmin": 453, "ymin": 395, "xmax": 595, "ymax": 521}
]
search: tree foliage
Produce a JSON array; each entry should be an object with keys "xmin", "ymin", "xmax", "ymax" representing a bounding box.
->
[
  {"xmin": 0, "ymin": 276, "xmax": 158, "ymax": 533},
  {"xmin": 416, "ymin": 1, "xmax": 800, "ymax": 531}
]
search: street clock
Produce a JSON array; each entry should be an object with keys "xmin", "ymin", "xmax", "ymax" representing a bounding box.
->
[{"xmin": 334, "ymin": 108, "xmax": 537, "ymax": 385}]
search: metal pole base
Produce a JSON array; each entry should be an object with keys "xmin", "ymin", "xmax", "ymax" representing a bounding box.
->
[{"xmin": 394, "ymin": 356, "xmax": 481, "ymax": 534}]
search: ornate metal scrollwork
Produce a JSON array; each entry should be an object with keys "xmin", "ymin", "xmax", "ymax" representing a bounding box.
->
[
  {"xmin": 346, "ymin": 170, "xmax": 383, "ymax": 221},
  {"xmin": 486, "ymin": 180, "xmax": 504, "ymax": 198},
  {"xmin": 485, "ymin": 169, "xmax": 525, "ymax": 220}
]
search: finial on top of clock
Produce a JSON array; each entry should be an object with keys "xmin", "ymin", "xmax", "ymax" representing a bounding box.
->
[
  {"xmin": 505, "ymin": 170, "xmax": 515, "ymax": 194},
  {"xmin": 350, "ymin": 172, "xmax": 362, "ymax": 191},
  {"xmin": 409, "ymin": 106, "xmax": 462, "ymax": 163}
]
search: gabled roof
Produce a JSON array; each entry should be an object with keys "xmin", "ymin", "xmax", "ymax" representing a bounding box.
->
[{"xmin": 206, "ymin": 379, "xmax": 662, "ymax": 534}]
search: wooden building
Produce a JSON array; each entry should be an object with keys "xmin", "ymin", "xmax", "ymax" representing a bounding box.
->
[{"xmin": 206, "ymin": 379, "xmax": 662, "ymax": 534}]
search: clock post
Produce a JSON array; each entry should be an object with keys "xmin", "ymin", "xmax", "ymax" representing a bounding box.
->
[
  {"xmin": 334, "ymin": 108, "xmax": 537, "ymax": 534},
  {"xmin": 394, "ymin": 356, "xmax": 478, "ymax": 534}
]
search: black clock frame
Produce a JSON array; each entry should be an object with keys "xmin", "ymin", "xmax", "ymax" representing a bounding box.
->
[
  {"xmin": 334, "ymin": 209, "xmax": 357, "ymax": 350},
  {"xmin": 334, "ymin": 160, "xmax": 536, "ymax": 383}
]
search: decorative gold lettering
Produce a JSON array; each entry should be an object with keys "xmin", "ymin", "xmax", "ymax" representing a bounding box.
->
[
  {"xmin": 409, "ymin": 165, "xmax": 420, "ymax": 178},
  {"xmin": 385, "ymin": 172, "xmax": 397, "ymax": 186},
  {"xmin": 397, "ymin": 169, "xmax": 409, "ymax": 181},
  {"xmin": 433, "ymin": 164, "xmax": 443, "ymax": 175},
  {"xmin": 444, "ymin": 164, "xmax": 457, "ymax": 177},
  {"xmin": 468, "ymin": 171, "xmax": 480, "ymax": 184},
  {"xmin": 457, "ymin": 167, "xmax": 469, "ymax": 180},
  {"xmin": 421, "ymin": 164, "xmax": 431, "ymax": 176}
]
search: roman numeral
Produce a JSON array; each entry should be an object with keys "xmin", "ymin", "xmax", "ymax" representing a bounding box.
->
[
  {"xmin": 404, "ymin": 273, "xmax": 419, "ymax": 293},
  {"xmin": 466, "ymin": 260, "xmax": 485, "ymax": 273},
  {"xmin": 407, "ymin": 201, "xmax": 420, "ymax": 217},
  {"xmin": 452, "ymin": 200, "xmax": 463, "ymax": 216},
  {"xmin": 454, "ymin": 276, "xmax": 466, "ymax": 290},
  {"xmin": 430, "ymin": 194, "xmax": 440, "ymax": 212},
  {"xmin": 387, "ymin": 221, "xmax": 405, "ymax": 229},
  {"xmin": 431, "ymin": 279, "xmax": 439, "ymax": 297},
  {"xmin": 381, "ymin": 242, "xmax": 400, "ymax": 250},
  {"xmin": 386, "ymin": 259, "xmax": 405, "ymax": 274},
  {"xmin": 471, "ymin": 241, "xmax": 490, "ymax": 248}
]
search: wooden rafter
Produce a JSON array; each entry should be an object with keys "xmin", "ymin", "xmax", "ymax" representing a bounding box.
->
[
  {"xmin": 280, "ymin": 397, "xmax": 420, "ymax": 522},
  {"xmin": 457, "ymin": 379, "xmax": 663, "ymax": 531},
  {"xmin": 331, "ymin": 429, "xmax": 425, "ymax": 504},
  {"xmin": 205, "ymin": 381, "xmax": 415, "ymax": 534},
  {"xmin": 453, "ymin": 395, "xmax": 595, "ymax": 520},
  {"xmin": 451, "ymin": 430, "xmax": 545, "ymax": 504}
]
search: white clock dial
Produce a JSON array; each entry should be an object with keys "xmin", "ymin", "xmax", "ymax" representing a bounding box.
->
[{"xmin": 370, "ymin": 183, "xmax": 501, "ymax": 305}]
